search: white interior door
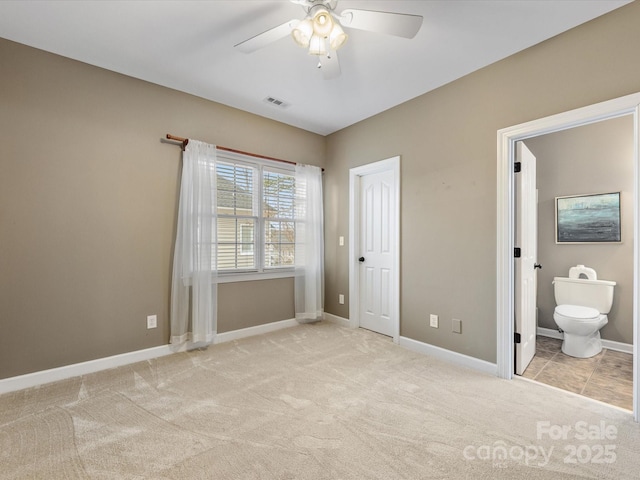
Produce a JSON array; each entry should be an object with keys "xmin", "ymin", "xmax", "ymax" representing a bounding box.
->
[
  {"xmin": 515, "ymin": 141, "xmax": 538, "ymax": 375},
  {"xmin": 358, "ymin": 169, "xmax": 395, "ymax": 337}
]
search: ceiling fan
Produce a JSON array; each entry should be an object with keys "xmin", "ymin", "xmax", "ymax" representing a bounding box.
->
[{"xmin": 234, "ymin": 0, "xmax": 423, "ymax": 79}]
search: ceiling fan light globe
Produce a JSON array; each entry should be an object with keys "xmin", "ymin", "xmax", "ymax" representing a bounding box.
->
[
  {"xmin": 292, "ymin": 18, "xmax": 313, "ymax": 48},
  {"xmin": 329, "ymin": 23, "xmax": 347, "ymax": 50},
  {"xmin": 312, "ymin": 8, "xmax": 334, "ymax": 37},
  {"xmin": 308, "ymin": 34, "xmax": 327, "ymax": 56}
]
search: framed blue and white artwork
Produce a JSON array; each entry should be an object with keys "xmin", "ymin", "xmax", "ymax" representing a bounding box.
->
[{"xmin": 555, "ymin": 192, "xmax": 621, "ymax": 243}]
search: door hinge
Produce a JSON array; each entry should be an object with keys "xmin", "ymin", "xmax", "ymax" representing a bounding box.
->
[
  {"xmin": 514, "ymin": 247, "xmax": 521, "ymax": 258},
  {"xmin": 514, "ymin": 162, "xmax": 521, "ymax": 173},
  {"xmin": 514, "ymin": 332, "xmax": 521, "ymax": 344}
]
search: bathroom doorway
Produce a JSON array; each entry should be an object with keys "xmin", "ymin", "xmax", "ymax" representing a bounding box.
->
[
  {"xmin": 517, "ymin": 116, "xmax": 634, "ymax": 410},
  {"xmin": 497, "ymin": 92, "xmax": 640, "ymax": 421}
]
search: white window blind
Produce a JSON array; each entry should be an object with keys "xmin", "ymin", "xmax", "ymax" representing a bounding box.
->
[
  {"xmin": 215, "ymin": 154, "xmax": 295, "ymax": 273},
  {"xmin": 263, "ymin": 168, "xmax": 295, "ymax": 268},
  {"xmin": 216, "ymin": 161, "xmax": 257, "ymax": 270}
]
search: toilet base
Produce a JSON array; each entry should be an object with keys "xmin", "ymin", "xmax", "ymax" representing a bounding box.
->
[{"xmin": 561, "ymin": 331, "xmax": 603, "ymax": 358}]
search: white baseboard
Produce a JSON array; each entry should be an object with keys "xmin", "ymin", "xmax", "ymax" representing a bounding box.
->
[
  {"xmin": 0, "ymin": 345, "xmax": 174, "ymax": 395},
  {"xmin": 398, "ymin": 336, "xmax": 498, "ymax": 376},
  {"xmin": 324, "ymin": 315, "xmax": 497, "ymax": 375},
  {"xmin": 0, "ymin": 318, "xmax": 300, "ymax": 395},
  {"xmin": 537, "ymin": 327, "xmax": 563, "ymax": 340},
  {"xmin": 537, "ymin": 327, "xmax": 633, "ymax": 354},
  {"xmin": 323, "ymin": 312, "xmax": 350, "ymax": 327},
  {"xmin": 214, "ymin": 318, "xmax": 298, "ymax": 344},
  {"xmin": 602, "ymin": 339, "xmax": 634, "ymax": 354}
]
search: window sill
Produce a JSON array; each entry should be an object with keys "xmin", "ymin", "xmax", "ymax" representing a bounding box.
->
[{"xmin": 217, "ymin": 269, "xmax": 294, "ymax": 284}]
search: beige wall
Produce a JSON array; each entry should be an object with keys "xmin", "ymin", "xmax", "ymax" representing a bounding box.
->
[
  {"xmin": 218, "ymin": 278, "xmax": 294, "ymax": 333},
  {"xmin": 0, "ymin": 39, "xmax": 323, "ymax": 379},
  {"xmin": 3, "ymin": 1, "xmax": 640, "ymax": 380},
  {"xmin": 324, "ymin": 1, "xmax": 640, "ymax": 362},
  {"xmin": 525, "ymin": 116, "xmax": 634, "ymax": 344}
]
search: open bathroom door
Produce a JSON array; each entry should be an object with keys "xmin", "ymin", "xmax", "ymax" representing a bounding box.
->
[{"xmin": 515, "ymin": 141, "xmax": 537, "ymax": 375}]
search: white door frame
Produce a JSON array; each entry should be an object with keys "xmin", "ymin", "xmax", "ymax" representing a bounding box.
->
[
  {"xmin": 497, "ymin": 92, "xmax": 640, "ymax": 421},
  {"xmin": 349, "ymin": 156, "xmax": 401, "ymax": 343}
]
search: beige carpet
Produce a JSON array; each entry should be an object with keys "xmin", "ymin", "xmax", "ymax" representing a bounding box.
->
[{"xmin": 1, "ymin": 322, "xmax": 639, "ymax": 479}]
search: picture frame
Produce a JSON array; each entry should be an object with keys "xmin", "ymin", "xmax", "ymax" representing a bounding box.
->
[{"xmin": 555, "ymin": 192, "xmax": 621, "ymax": 244}]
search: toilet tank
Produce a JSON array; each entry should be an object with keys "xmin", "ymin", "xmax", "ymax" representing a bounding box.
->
[{"xmin": 553, "ymin": 277, "xmax": 616, "ymax": 313}]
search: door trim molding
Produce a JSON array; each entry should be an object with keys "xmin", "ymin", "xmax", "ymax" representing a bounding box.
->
[
  {"xmin": 496, "ymin": 92, "xmax": 640, "ymax": 421},
  {"xmin": 349, "ymin": 156, "xmax": 401, "ymax": 343}
]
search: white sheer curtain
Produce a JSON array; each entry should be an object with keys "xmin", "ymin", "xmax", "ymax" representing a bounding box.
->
[
  {"xmin": 170, "ymin": 140, "xmax": 217, "ymax": 346},
  {"xmin": 294, "ymin": 164, "xmax": 324, "ymax": 322}
]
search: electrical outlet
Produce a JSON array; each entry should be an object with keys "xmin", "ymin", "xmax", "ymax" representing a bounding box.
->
[
  {"xmin": 339, "ymin": 236, "xmax": 344, "ymax": 246},
  {"xmin": 452, "ymin": 318, "xmax": 462, "ymax": 334},
  {"xmin": 338, "ymin": 294, "xmax": 345, "ymax": 304},
  {"xmin": 147, "ymin": 315, "xmax": 157, "ymax": 329},
  {"xmin": 429, "ymin": 314, "xmax": 438, "ymax": 328}
]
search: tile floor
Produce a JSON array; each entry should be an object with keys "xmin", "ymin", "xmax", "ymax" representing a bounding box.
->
[{"xmin": 522, "ymin": 335, "xmax": 633, "ymax": 410}]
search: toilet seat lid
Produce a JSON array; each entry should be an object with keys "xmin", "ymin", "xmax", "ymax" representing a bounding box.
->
[{"xmin": 555, "ymin": 304, "xmax": 600, "ymax": 320}]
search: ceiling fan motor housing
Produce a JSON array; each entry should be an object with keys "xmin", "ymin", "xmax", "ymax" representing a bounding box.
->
[{"xmin": 292, "ymin": 1, "xmax": 347, "ymax": 54}]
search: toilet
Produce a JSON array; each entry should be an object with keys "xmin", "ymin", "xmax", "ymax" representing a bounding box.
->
[{"xmin": 553, "ymin": 265, "xmax": 616, "ymax": 358}]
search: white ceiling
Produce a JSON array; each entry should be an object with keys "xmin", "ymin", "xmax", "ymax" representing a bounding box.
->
[{"xmin": 0, "ymin": 0, "xmax": 631, "ymax": 136}]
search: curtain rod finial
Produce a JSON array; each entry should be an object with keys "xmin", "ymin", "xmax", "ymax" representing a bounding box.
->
[{"xmin": 166, "ymin": 134, "xmax": 188, "ymax": 151}]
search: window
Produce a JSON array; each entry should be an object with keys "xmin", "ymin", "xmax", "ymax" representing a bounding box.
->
[
  {"xmin": 263, "ymin": 168, "xmax": 295, "ymax": 268},
  {"xmin": 239, "ymin": 224, "xmax": 254, "ymax": 255},
  {"xmin": 215, "ymin": 153, "xmax": 295, "ymax": 274},
  {"xmin": 216, "ymin": 161, "xmax": 257, "ymax": 270}
]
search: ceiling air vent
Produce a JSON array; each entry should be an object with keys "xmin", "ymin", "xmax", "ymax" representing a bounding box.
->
[{"xmin": 264, "ymin": 96, "xmax": 290, "ymax": 108}]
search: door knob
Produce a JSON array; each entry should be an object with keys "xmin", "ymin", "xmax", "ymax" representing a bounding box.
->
[
  {"xmin": 359, "ymin": 257, "xmax": 365, "ymax": 262},
  {"xmin": 534, "ymin": 263, "xmax": 542, "ymax": 269}
]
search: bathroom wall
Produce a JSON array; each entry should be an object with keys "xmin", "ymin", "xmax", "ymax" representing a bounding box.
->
[{"xmin": 525, "ymin": 115, "xmax": 634, "ymax": 345}]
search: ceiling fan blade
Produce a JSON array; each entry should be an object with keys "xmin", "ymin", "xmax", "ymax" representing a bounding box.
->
[
  {"xmin": 339, "ymin": 9, "xmax": 423, "ymax": 39},
  {"xmin": 234, "ymin": 19, "xmax": 299, "ymax": 53},
  {"xmin": 319, "ymin": 50, "xmax": 341, "ymax": 80}
]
